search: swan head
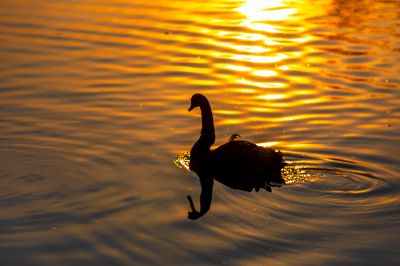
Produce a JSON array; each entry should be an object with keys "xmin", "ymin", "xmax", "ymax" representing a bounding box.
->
[
  {"xmin": 188, "ymin": 93, "xmax": 208, "ymax": 111},
  {"xmin": 229, "ymin": 134, "xmax": 241, "ymax": 141}
]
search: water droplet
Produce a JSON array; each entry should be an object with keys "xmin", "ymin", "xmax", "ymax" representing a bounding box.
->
[{"xmin": 51, "ymin": 226, "xmax": 60, "ymax": 232}]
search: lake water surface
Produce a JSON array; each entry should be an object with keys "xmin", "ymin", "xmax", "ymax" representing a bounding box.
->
[{"xmin": 0, "ymin": 0, "xmax": 399, "ymax": 265}]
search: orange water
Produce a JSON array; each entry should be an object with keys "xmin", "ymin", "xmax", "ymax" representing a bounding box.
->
[{"xmin": 0, "ymin": 0, "xmax": 399, "ymax": 265}]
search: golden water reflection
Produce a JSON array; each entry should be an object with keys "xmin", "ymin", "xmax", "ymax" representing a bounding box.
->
[
  {"xmin": 237, "ymin": 0, "xmax": 298, "ymax": 30},
  {"xmin": 213, "ymin": 0, "xmax": 327, "ymax": 116}
]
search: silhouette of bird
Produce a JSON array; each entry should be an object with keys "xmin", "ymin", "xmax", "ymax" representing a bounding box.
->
[{"xmin": 186, "ymin": 93, "xmax": 285, "ymax": 220}]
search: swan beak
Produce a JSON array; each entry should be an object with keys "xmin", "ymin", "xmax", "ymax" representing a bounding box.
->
[{"xmin": 188, "ymin": 104, "xmax": 194, "ymax": 112}]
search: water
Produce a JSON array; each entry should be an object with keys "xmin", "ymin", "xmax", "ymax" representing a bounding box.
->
[{"xmin": 0, "ymin": 0, "xmax": 399, "ymax": 265}]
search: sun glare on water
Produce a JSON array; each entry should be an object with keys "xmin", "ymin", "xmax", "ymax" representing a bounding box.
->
[
  {"xmin": 236, "ymin": 0, "xmax": 297, "ymax": 32},
  {"xmin": 216, "ymin": 0, "xmax": 319, "ymax": 93}
]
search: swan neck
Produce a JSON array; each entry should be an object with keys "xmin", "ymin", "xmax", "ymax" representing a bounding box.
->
[{"xmin": 200, "ymin": 101, "xmax": 215, "ymax": 145}]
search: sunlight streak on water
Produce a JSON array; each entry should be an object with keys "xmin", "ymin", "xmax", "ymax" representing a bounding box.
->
[{"xmin": 237, "ymin": 0, "xmax": 297, "ymax": 31}]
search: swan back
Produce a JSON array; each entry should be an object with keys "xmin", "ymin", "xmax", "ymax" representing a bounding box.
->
[{"xmin": 209, "ymin": 140, "xmax": 285, "ymax": 190}]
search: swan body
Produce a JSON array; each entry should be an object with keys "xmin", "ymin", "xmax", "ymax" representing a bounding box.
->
[
  {"xmin": 187, "ymin": 93, "xmax": 285, "ymax": 219},
  {"xmin": 209, "ymin": 138, "xmax": 285, "ymax": 191}
]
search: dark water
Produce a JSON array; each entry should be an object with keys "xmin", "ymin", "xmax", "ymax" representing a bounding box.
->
[{"xmin": 0, "ymin": 0, "xmax": 399, "ymax": 265}]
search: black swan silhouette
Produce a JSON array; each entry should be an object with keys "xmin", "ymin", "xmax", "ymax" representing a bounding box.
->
[{"xmin": 187, "ymin": 93, "xmax": 286, "ymax": 220}]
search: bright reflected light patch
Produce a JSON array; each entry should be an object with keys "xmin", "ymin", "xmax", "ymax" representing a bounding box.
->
[
  {"xmin": 252, "ymin": 69, "xmax": 277, "ymax": 77},
  {"xmin": 174, "ymin": 151, "xmax": 190, "ymax": 171},
  {"xmin": 282, "ymin": 162, "xmax": 311, "ymax": 184},
  {"xmin": 259, "ymin": 94, "xmax": 285, "ymax": 100},
  {"xmin": 237, "ymin": 0, "xmax": 297, "ymax": 33},
  {"xmin": 257, "ymin": 141, "xmax": 278, "ymax": 147}
]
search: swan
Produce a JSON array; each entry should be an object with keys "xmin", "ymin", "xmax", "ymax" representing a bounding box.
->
[{"xmin": 187, "ymin": 93, "xmax": 286, "ymax": 220}]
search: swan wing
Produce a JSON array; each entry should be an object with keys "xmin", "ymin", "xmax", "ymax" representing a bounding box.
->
[{"xmin": 209, "ymin": 140, "xmax": 285, "ymax": 190}]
